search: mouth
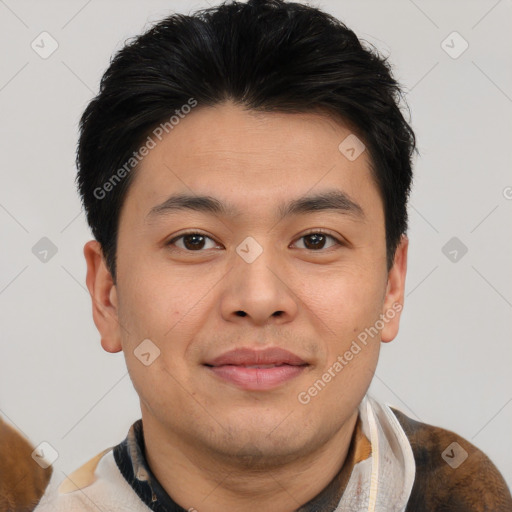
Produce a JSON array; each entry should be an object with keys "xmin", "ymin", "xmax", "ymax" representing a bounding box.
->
[
  {"xmin": 236, "ymin": 364, "xmax": 292, "ymax": 368},
  {"xmin": 203, "ymin": 347, "xmax": 309, "ymax": 391}
]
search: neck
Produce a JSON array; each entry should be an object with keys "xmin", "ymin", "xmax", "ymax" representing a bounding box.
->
[{"xmin": 142, "ymin": 410, "xmax": 360, "ymax": 512}]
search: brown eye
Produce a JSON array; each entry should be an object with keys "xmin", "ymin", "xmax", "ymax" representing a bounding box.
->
[
  {"xmin": 294, "ymin": 232, "xmax": 341, "ymax": 251},
  {"xmin": 167, "ymin": 232, "xmax": 218, "ymax": 251}
]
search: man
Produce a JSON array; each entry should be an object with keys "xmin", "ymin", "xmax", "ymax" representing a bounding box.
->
[{"xmin": 34, "ymin": 0, "xmax": 512, "ymax": 510}]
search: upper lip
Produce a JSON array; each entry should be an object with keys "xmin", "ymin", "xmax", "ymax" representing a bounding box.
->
[{"xmin": 204, "ymin": 347, "xmax": 308, "ymax": 367}]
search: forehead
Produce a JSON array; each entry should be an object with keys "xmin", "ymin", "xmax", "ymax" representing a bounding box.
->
[{"xmin": 120, "ymin": 101, "xmax": 382, "ymax": 225}]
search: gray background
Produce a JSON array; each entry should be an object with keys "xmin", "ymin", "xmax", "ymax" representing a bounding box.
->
[{"xmin": 1, "ymin": 0, "xmax": 511, "ymax": 492}]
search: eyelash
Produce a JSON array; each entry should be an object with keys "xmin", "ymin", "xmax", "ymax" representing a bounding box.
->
[{"xmin": 166, "ymin": 229, "xmax": 343, "ymax": 252}]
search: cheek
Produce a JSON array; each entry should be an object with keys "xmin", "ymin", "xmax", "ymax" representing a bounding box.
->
[
  {"xmin": 299, "ymin": 264, "xmax": 384, "ymax": 336},
  {"xmin": 117, "ymin": 274, "xmax": 205, "ymax": 388},
  {"xmin": 119, "ymin": 259, "xmax": 189, "ymax": 334}
]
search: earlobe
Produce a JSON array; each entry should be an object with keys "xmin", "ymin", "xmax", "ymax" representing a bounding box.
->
[
  {"xmin": 380, "ymin": 235, "xmax": 408, "ymax": 343},
  {"xmin": 83, "ymin": 240, "xmax": 123, "ymax": 353}
]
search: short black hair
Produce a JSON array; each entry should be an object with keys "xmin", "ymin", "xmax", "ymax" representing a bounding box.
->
[{"xmin": 76, "ymin": 0, "xmax": 416, "ymax": 283}]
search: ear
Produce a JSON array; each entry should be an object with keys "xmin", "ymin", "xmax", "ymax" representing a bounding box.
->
[
  {"xmin": 380, "ymin": 235, "xmax": 408, "ymax": 343},
  {"xmin": 83, "ymin": 240, "xmax": 122, "ymax": 353}
]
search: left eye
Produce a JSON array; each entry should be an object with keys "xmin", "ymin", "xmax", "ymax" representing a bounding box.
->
[
  {"xmin": 293, "ymin": 232, "xmax": 341, "ymax": 250},
  {"xmin": 166, "ymin": 231, "xmax": 341, "ymax": 251}
]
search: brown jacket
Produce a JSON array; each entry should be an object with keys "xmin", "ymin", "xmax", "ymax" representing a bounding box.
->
[{"xmin": 391, "ymin": 408, "xmax": 512, "ymax": 512}]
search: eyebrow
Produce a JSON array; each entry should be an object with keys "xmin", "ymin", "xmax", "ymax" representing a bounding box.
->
[{"xmin": 146, "ymin": 189, "xmax": 365, "ymax": 223}]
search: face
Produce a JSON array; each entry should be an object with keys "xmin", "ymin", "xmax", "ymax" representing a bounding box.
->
[{"xmin": 85, "ymin": 101, "xmax": 407, "ymax": 466}]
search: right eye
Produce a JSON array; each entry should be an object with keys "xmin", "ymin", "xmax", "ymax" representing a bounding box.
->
[{"xmin": 166, "ymin": 231, "xmax": 221, "ymax": 252}]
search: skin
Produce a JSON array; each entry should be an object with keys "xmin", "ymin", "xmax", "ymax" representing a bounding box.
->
[{"xmin": 84, "ymin": 100, "xmax": 408, "ymax": 512}]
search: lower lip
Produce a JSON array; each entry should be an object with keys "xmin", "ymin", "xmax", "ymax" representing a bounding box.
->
[{"xmin": 206, "ymin": 364, "xmax": 307, "ymax": 390}]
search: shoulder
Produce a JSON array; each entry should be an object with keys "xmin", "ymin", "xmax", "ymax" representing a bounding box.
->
[
  {"xmin": 33, "ymin": 447, "xmax": 151, "ymax": 512},
  {"xmin": 389, "ymin": 406, "xmax": 512, "ymax": 512}
]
